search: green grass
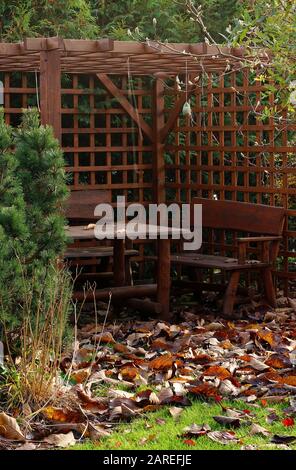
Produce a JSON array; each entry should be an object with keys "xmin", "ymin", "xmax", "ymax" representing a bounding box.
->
[{"xmin": 74, "ymin": 399, "xmax": 296, "ymax": 450}]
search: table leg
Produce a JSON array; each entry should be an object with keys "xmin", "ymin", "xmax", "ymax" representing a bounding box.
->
[
  {"xmin": 157, "ymin": 238, "xmax": 172, "ymax": 321},
  {"xmin": 113, "ymin": 239, "xmax": 125, "ymax": 286}
]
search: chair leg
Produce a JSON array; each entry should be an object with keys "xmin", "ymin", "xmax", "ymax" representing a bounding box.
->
[
  {"xmin": 125, "ymin": 258, "xmax": 133, "ymax": 286},
  {"xmin": 262, "ymin": 267, "xmax": 277, "ymax": 307},
  {"xmin": 222, "ymin": 271, "xmax": 240, "ymax": 317}
]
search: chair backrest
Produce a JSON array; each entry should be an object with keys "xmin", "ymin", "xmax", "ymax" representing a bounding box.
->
[
  {"xmin": 66, "ymin": 190, "xmax": 112, "ymax": 221},
  {"xmin": 192, "ymin": 198, "xmax": 285, "ymax": 236}
]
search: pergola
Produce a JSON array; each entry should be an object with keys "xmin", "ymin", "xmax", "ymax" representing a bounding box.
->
[
  {"xmin": 0, "ymin": 38, "xmax": 295, "ymax": 295},
  {"xmin": 0, "ymin": 38, "xmax": 246, "ymax": 141}
]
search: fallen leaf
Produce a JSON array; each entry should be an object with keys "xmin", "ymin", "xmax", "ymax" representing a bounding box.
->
[
  {"xmin": 16, "ymin": 442, "xmax": 36, "ymax": 450},
  {"xmin": 189, "ymin": 383, "xmax": 220, "ymax": 400},
  {"xmin": 43, "ymin": 431, "xmax": 76, "ymax": 448},
  {"xmin": 139, "ymin": 433, "xmax": 156, "ymax": 446},
  {"xmin": 92, "ymin": 332, "xmax": 115, "ymax": 344},
  {"xmin": 213, "ymin": 415, "xmax": 241, "ymax": 428},
  {"xmin": 119, "ymin": 366, "xmax": 139, "ymax": 381},
  {"xmin": 249, "ymin": 357, "xmax": 269, "ymax": 371},
  {"xmin": 42, "ymin": 406, "xmax": 82, "ymax": 423},
  {"xmin": 207, "ymin": 431, "xmax": 240, "ymax": 445},
  {"xmin": 71, "ymin": 367, "xmax": 91, "ymax": 384},
  {"xmin": 257, "ymin": 329, "xmax": 280, "ymax": 348},
  {"xmin": 265, "ymin": 354, "xmax": 290, "ymax": 369},
  {"xmin": 250, "ymin": 423, "xmax": 270, "ymax": 437},
  {"xmin": 0, "ymin": 412, "xmax": 25, "ymax": 441},
  {"xmin": 203, "ymin": 365, "xmax": 231, "ymax": 380},
  {"xmin": 76, "ymin": 389, "xmax": 108, "ymax": 413},
  {"xmin": 181, "ymin": 423, "xmax": 211, "ymax": 437},
  {"xmin": 149, "ymin": 354, "xmax": 175, "ymax": 371},
  {"xmin": 156, "ymin": 418, "xmax": 166, "ymax": 425},
  {"xmin": 282, "ymin": 417, "xmax": 294, "ymax": 427},
  {"xmin": 266, "ymin": 412, "xmax": 280, "ymax": 424},
  {"xmin": 183, "ymin": 439, "xmax": 196, "ymax": 446},
  {"xmin": 169, "ymin": 407, "xmax": 183, "ymax": 420},
  {"xmin": 88, "ymin": 424, "xmax": 111, "ymax": 441},
  {"xmin": 270, "ymin": 434, "xmax": 296, "ymax": 444}
]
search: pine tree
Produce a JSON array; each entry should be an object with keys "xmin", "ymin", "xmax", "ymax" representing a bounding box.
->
[{"xmin": 0, "ymin": 108, "xmax": 69, "ymax": 332}]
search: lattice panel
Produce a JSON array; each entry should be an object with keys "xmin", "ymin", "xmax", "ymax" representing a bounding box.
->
[
  {"xmin": 0, "ymin": 71, "xmax": 39, "ymax": 126},
  {"xmin": 61, "ymin": 74, "xmax": 155, "ymax": 265},
  {"xmin": 164, "ymin": 70, "xmax": 296, "ymax": 294},
  {"xmin": 61, "ymin": 74, "xmax": 154, "ymax": 205}
]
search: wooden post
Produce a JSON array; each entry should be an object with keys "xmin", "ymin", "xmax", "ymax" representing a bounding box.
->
[
  {"xmin": 153, "ymin": 79, "xmax": 165, "ymax": 204},
  {"xmin": 40, "ymin": 49, "xmax": 61, "ymax": 142},
  {"xmin": 113, "ymin": 239, "xmax": 126, "ymax": 286}
]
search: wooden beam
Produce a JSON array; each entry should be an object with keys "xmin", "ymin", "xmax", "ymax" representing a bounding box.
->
[
  {"xmin": 0, "ymin": 43, "xmax": 25, "ymax": 55},
  {"xmin": 97, "ymin": 73, "xmax": 153, "ymax": 142},
  {"xmin": 153, "ymin": 78, "xmax": 165, "ymax": 203},
  {"xmin": 40, "ymin": 49, "xmax": 61, "ymax": 142},
  {"xmin": 73, "ymin": 284, "xmax": 157, "ymax": 301},
  {"xmin": 24, "ymin": 37, "xmax": 114, "ymax": 52}
]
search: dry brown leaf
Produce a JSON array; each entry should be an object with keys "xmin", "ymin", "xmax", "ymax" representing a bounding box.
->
[
  {"xmin": 92, "ymin": 332, "xmax": 116, "ymax": 344},
  {"xmin": 257, "ymin": 329, "xmax": 279, "ymax": 347},
  {"xmin": 207, "ymin": 431, "xmax": 240, "ymax": 445},
  {"xmin": 71, "ymin": 367, "xmax": 91, "ymax": 384},
  {"xmin": 149, "ymin": 354, "xmax": 175, "ymax": 371},
  {"xmin": 250, "ymin": 423, "xmax": 270, "ymax": 437},
  {"xmin": 119, "ymin": 366, "xmax": 139, "ymax": 381},
  {"xmin": 213, "ymin": 415, "xmax": 241, "ymax": 428},
  {"xmin": 181, "ymin": 423, "xmax": 211, "ymax": 437},
  {"xmin": 189, "ymin": 383, "xmax": 220, "ymax": 400},
  {"xmin": 203, "ymin": 365, "xmax": 231, "ymax": 380},
  {"xmin": 16, "ymin": 442, "xmax": 37, "ymax": 450},
  {"xmin": 113, "ymin": 343, "xmax": 130, "ymax": 353},
  {"xmin": 265, "ymin": 354, "xmax": 290, "ymax": 369},
  {"xmin": 0, "ymin": 412, "xmax": 25, "ymax": 441},
  {"xmin": 43, "ymin": 406, "xmax": 82, "ymax": 423},
  {"xmin": 87, "ymin": 424, "xmax": 111, "ymax": 441},
  {"xmin": 43, "ymin": 431, "xmax": 76, "ymax": 448},
  {"xmin": 249, "ymin": 357, "xmax": 269, "ymax": 371},
  {"xmin": 169, "ymin": 407, "xmax": 183, "ymax": 420}
]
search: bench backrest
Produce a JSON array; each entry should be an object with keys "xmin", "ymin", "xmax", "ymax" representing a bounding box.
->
[
  {"xmin": 66, "ymin": 190, "xmax": 112, "ymax": 221},
  {"xmin": 192, "ymin": 198, "xmax": 285, "ymax": 236}
]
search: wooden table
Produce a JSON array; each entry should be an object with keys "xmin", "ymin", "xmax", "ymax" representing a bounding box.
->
[{"xmin": 66, "ymin": 223, "xmax": 188, "ymax": 320}]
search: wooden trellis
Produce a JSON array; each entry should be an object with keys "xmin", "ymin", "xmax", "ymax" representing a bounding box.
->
[{"xmin": 0, "ymin": 38, "xmax": 295, "ymax": 294}]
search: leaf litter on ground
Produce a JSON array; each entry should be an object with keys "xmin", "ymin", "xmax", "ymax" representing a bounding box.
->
[{"xmin": 2, "ymin": 296, "xmax": 296, "ymax": 449}]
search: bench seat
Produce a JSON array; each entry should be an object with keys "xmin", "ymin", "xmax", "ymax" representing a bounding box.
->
[{"xmin": 171, "ymin": 253, "xmax": 270, "ymax": 271}]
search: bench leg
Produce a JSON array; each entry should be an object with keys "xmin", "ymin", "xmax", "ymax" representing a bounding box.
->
[
  {"xmin": 222, "ymin": 271, "xmax": 240, "ymax": 317},
  {"xmin": 125, "ymin": 258, "xmax": 133, "ymax": 286},
  {"xmin": 262, "ymin": 267, "xmax": 276, "ymax": 307}
]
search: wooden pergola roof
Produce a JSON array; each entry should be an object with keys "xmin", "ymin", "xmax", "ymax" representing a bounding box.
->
[{"xmin": 0, "ymin": 37, "xmax": 246, "ymax": 75}]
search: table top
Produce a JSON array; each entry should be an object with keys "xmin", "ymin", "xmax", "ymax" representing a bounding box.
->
[{"xmin": 66, "ymin": 223, "xmax": 192, "ymax": 240}]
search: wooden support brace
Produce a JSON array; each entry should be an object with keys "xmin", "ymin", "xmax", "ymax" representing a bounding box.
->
[
  {"xmin": 159, "ymin": 83, "xmax": 195, "ymax": 143},
  {"xmin": 97, "ymin": 73, "xmax": 153, "ymax": 142}
]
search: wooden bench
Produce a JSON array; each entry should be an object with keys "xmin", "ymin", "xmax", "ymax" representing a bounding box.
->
[
  {"xmin": 171, "ymin": 198, "xmax": 285, "ymax": 317},
  {"xmin": 64, "ymin": 190, "xmax": 138, "ymax": 285}
]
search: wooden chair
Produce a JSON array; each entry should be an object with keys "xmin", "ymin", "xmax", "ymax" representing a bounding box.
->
[
  {"xmin": 172, "ymin": 198, "xmax": 285, "ymax": 317},
  {"xmin": 64, "ymin": 190, "xmax": 138, "ymax": 286}
]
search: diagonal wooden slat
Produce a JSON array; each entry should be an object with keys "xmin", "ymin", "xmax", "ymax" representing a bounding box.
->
[
  {"xmin": 159, "ymin": 83, "xmax": 195, "ymax": 143},
  {"xmin": 97, "ymin": 73, "xmax": 153, "ymax": 142}
]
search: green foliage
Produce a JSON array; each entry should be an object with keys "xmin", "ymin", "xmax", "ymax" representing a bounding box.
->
[
  {"xmin": 0, "ymin": 0, "xmax": 239, "ymax": 43},
  {"xmin": 0, "ymin": 108, "xmax": 69, "ymax": 332},
  {"xmin": 15, "ymin": 109, "xmax": 68, "ymax": 266},
  {"xmin": 228, "ymin": 0, "xmax": 296, "ymax": 113},
  {"xmin": 0, "ymin": 0, "xmax": 98, "ymax": 40},
  {"xmin": 91, "ymin": 0, "xmax": 239, "ymax": 42}
]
